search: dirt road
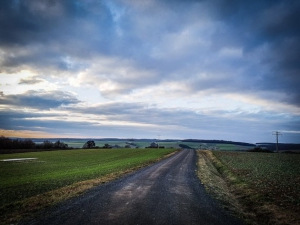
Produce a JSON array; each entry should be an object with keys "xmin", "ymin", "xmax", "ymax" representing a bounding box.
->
[{"xmin": 22, "ymin": 149, "xmax": 242, "ymax": 225}]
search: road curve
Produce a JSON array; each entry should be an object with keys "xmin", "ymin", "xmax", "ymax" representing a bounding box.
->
[{"xmin": 22, "ymin": 149, "xmax": 243, "ymax": 225}]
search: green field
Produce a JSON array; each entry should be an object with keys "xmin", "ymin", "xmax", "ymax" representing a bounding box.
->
[
  {"xmin": 44, "ymin": 140, "xmax": 180, "ymax": 149},
  {"xmin": 33, "ymin": 139, "xmax": 253, "ymax": 150},
  {"xmin": 0, "ymin": 148, "xmax": 175, "ymax": 210},
  {"xmin": 212, "ymin": 151, "xmax": 300, "ymax": 222},
  {"xmin": 183, "ymin": 142, "xmax": 253, "ymax": 150},
  {"xmin": 214, "ymin": 144, "xmax": 253, "ymax": 150}
]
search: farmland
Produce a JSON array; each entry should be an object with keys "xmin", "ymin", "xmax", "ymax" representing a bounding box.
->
[
  {"xmin": 31, "ymin": 139, "xmax": 182, "ymax": 149},
  {"xmin": 198, "ymin": 150, "xmax": 300, "ymax": 225},
  {"xmin": 31, "ymin": 138, "xmax": 254, "ymax": 150},
  {"xmin": 0, "ymin": 148, "xmax": 175, "ymax": 223},
  {"xmin": 36, "ymin": 140, "xmax": 183, "ymax": 149}
]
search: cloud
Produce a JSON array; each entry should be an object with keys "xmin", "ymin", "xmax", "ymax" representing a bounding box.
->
[
  {"xmin": 0, "ymin": 0, "xmax": 299, "ymax": 142},
  {"xmin": 0, "ymin": 0, "xmax": 63, "ymax": 46},
  {"xmin": 259, "ymin": 1, "xmax": 300, "ymax": 40},
  {"xmin": 67, "ymin": 56, "xmax": 160, "ymax": 97},
  {"xmin": 0, "ymin": 90, "xmax": 80, "ymax": 110},
  {"xmin": 0, "ymin": 0, "xmax": 114, "ymax": 46},
  {"xmin": 0, "ymin": 0, "xmax": 114, "ymax": 74},
  {"xmin": 1, "ymin": 0, "xmax": 299, "ymax": 106},
  {"xmin": 63, "ymin": 101, "xmax": 299, "ymax": 133},
  {"xmin": 19, "ymin": 77, "xmax": 44, "ymax": 85},
  {"xmin": 0, "ymin": 96, "xmax": 299, "ymax": 142}
]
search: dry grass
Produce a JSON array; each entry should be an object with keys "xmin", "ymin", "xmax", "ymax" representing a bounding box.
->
[
  {"xmin": 197, "ymin": 150, "xmax": 300, "ymax": 225},
  {"xmin": 197, "ymin": 151, "xmax": 247, "ymax": 219},
  {"xmin": 2, "ymin": 169, "xmax": 131, "ymax": 225}
]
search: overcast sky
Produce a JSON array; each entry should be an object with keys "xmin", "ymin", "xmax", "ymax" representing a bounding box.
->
[{"xmin": 0, "ymin": 0, "xmax": 299, "ymax": 143}]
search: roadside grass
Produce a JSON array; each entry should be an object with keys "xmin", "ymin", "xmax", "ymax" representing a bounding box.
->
[
  {"xmin": 0, "ymin": 148, "xmax": 176, "ymax": 224},
  {"xmin": 197, "ymin": 150, "xmax": 300, "ymax": 225}
]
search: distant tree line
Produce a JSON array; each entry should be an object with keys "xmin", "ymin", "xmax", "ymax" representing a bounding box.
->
[
  {"xmin": 182, "ymin": 139, "xmax": 256, "ymax": 147},
  {"xmin": 145, "ymin": 142, "xmax": 165, "ymax": 148},
  {"xmin": 82, "ymin": 141, "xmax": 120, "ymax": 149},
  {"xmin": 255, "ymin": 143, "xmax": 300, "ymax": 151},
  {"xmin": 0, "ymin": 136, "xmax": 69, "ymax": 153},
  {"xmin": 178, "ymin": 144, "xmax": 193, "ymax": 149},
  {"xmin": 247, "ymin": 146, "xmax": 274, "ymax": 153}
]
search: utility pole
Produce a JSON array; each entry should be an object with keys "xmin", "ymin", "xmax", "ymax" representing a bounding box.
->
[{"xmin": 272, "ymin": 131, "xmax": 282, "ymax": 153}]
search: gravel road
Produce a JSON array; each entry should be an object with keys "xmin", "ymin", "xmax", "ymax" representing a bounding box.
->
[{"xmin": 22, "ymin": 149, "xmax": 243, "ymax": 225}]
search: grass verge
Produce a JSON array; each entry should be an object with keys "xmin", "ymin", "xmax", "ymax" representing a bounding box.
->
[
  {"xmin": 197, "ymin": 150, "xmax": 300, "ymax": 225},
  {"xmin": 0, "ymin": 148, "xmax": 177, "ymax": 225}
]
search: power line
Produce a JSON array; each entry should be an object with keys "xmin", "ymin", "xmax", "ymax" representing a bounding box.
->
[{"xmin": 272, "ymin": 131, "xmax": 282, "ymax": 153}]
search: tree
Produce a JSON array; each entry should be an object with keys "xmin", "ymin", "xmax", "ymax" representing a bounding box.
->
[
  {"xmin": 103, "ymin": 143, "xmax": 112, "ymax": 149},
  {"xmin": 0, "ymin": 136, "xmax": 13, "ymax": 149},
  {"xmin": 42, "ymin": 140, "xmax": 54, "ymax": 149},
  {"xmin": 54, "ymin": 141, "xmax": 68, "ymax": 149},
  {"xmin": 0, "ymin": 136, "xmax": 37, "ymax": 149},
  {"xmin": 83, "ymin": 140, "xmax": 96, "ymax": 148},
  {"xmin": 22, "ymin": 139, "xmax": 35, "ymax": 149}
]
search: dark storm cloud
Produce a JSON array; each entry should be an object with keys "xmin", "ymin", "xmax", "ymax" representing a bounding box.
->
[
  {"xmin": 157, "ymin": 1, "xmax": 299, "ymax": 107},
  {"xmin": 1, "ymin": 0, "xmax": 299, "ymax": 102},
  {"xmin": 0, "ymin": 0, "xmax": 62, "ymax": 45},
  {"xmin": 0, "ymin": 90, "xmax": 80, "ymax": 109},
  {"xmin": 0, "ymin": 0, "xmax": 111, "ymax": 45},
  {"xmin": 248, "ymin": 0, "xmax": 300, "ymax": 106},
  {"xmin": 259, "ymin": 1, "xmax": 300, "ymax": 40},
  {"xmin": 177, "ymin": 0, "xmax": 300, "ymax": 106},
  {"xmin": 0, "ymin": 0, "xmax": 116, "ymax": 72}
]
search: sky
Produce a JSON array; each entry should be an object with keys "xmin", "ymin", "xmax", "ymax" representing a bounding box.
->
[{"xmin": 0, "ymin": 0, "xmax": 299, "ymax": 143}]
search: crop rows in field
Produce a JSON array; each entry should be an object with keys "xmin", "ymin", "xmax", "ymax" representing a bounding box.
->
[
  {"xmin": 0, "ymin": 148, "xmax": 175, "ymax": 209},
  {"xmin": 212, "ymin": 151, "xmax": 300, "ymax": 210}
]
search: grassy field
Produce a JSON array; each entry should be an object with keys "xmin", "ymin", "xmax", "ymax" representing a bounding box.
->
[
  {"xmin": 190, "ymin": 142, "xmax": 252, "ymax": 150},
  {"xmin": 34, "ymin": 139, "xmax": 253, "ymax": 150},
  {"xmin": 42, "ymin": 140, "xmax": 180, "ymax": 149},
  {"xmin": 0, "ymin": 148, "xmax": 175, "ymax": 224},
  {"xmin": 202, "ymin": 151, "xmax": 300, "ymax": 224},
  {"xmin": 215, "ymin": 144, "xmax": 247, "ymax": 150}
]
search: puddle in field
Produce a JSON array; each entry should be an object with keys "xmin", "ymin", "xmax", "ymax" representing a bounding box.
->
[{"xmin": 0, "ymin": 158, "xmax": 38, "ymax": 162}]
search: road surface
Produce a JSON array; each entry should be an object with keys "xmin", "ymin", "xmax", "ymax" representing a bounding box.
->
[{"xmin": 22, "ymin": 149, "xmax": 243, "ymax": 225}]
